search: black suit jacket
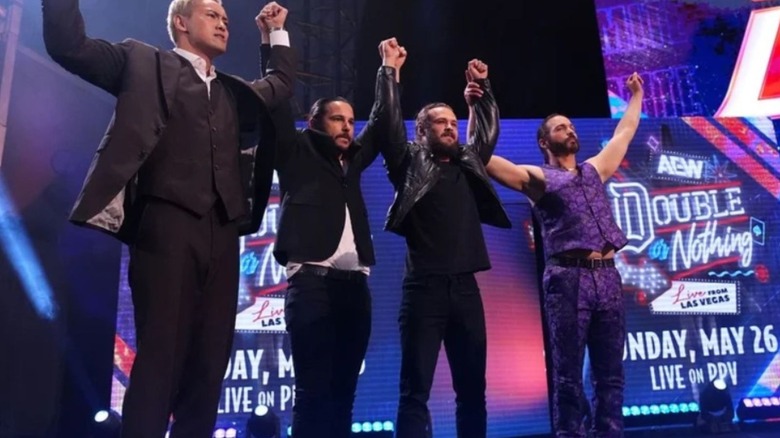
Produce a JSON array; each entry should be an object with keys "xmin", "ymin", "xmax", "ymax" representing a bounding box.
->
[
  {"xmin": 272, "ymin": 66, "xmax": 403, "ymax": 266},
  {"xmin": 42, "ymin": 0, "xmax": 296, "ymax": 242}
]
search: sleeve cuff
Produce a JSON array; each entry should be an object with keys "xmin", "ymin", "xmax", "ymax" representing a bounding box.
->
[
  {"xmin": 475, "ymin": 78, "xmax": 490, "ymax": 89},
  {"xmin": 379, "ymin": 65, "xmax": 396, "ymax": 76},
  {"xmin": 269, "ymin": 30, "xmax": 290, "ymax": 47}
]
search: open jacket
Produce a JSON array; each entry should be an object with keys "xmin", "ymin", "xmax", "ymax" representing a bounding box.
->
[
  {"xmin": 381, "ymin": 78, "xmax": 511, "ymax": 235},
  {"xmin": 269, "ymin": 66, "xmax": 402, "ymax": 265},
  {"xmin": 42, "ymin": 0, "xmax": 296, "ymax": 242}
]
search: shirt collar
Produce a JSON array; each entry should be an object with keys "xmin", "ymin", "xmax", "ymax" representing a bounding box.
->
[
  {"xmin": 173, "ymin": 48, "xmax": 216, "ymax": 79},
  {"xmin": 304, "ymin": 128, "xmax": 361, "ymax": 160}
]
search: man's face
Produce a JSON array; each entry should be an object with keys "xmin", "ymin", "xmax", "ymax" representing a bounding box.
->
[
  {"xmin": 178, "ymin": 0, "xmax": 229, "ymax": 58},
  {"xmin": 541, "ymin": 115, "xmax": 579, "ymax": 157},
  {"xmin": 313, "ymin": 101, "xmax": 355, "ymax": 151},
  {"xmin": 421, "ymin": 106, "xmax": 459, "ymax": 150}
]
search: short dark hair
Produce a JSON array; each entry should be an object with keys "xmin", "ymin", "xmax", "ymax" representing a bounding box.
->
[
  {"xmin": 536, "ymin": 113, "xmax": 563, "ymax": 164},
  {"xmin": 414, "ymin": 102, "xmax": 453, "ymax": 142},
  {"xmin": 308, "ymin": 96, "xmax": 351, "ymax": 130}
]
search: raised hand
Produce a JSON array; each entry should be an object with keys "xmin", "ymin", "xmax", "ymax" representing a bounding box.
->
[
  {"xmin": 378, "ymin": 37, "xmax": 407, "ymax": 81},
  {"xmin": 465, "ymin": 58, "xmax": 488, "ymax": 81},
  {"xmin": 464, "ymin": 59, "xmax": 488, "ymax": 106},
  {"xmin": 256, "ymin": 1, "xmax": 288, "ymax": 33},
  {"xmin": 626, "ymin": 72, "xmax": 644, "ymax": 95},
  {"xmin": 396, "ymin": 45, "xmax": 408, "ymax": 71},
  {"xmin": 379, "ymin": 37, "xmax": 406, "ymax": 69}
]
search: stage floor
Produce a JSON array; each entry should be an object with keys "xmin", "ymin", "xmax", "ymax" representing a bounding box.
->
[{"xmin": 624, "ymin": 422, "xmax": 780, "ymax": 437}]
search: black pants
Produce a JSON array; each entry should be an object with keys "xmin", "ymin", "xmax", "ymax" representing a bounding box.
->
[
  {"xmin": 122, "ymin": 199, "xmax": 239, "ymax": 438},
  {"xmin": 396, "ymin": 273, "xmax": 487, "ymax": 438},
  {"xmin": 284, "ymin": 269, "xmax": 372, "ymax": 438}
]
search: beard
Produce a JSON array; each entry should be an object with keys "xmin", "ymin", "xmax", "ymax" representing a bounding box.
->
[
  {"xmin": 426, "ymin": 132, "xmax": 459, "ymax": 156},
  {"xmin": 334, "ymin": 133, "xmax": 352, "ymax": 148},
  {"xmin": 547, "ymin": 136, "xmax": 580, "ymax": 157}
]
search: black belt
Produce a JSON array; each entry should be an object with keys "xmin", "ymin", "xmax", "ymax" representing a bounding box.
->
[
  {"xmin": 297, "ymin": 264, "xmax": 367, "ymax": 281},
  {"xmin": 548, "ymin": 256, "xmax": 615, "ymax": 269}
]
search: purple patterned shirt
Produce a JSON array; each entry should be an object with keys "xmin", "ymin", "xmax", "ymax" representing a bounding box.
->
[{"xmin": 533, "ymin": 162, "xmax": 628, "ymax": 259}]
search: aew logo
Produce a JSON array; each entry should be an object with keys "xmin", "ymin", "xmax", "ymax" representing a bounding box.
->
[
  {"xmin": 716, "ymin": 6, "xmax": 780, "ymax": 118},
  {"xmin": 655, "ymin": 153, "xmax": 707, "ymax": 180}
]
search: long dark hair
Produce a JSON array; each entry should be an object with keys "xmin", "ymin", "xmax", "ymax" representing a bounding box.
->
[{"xmin": 308, "ymin": 96, "xmax": 351, "ymax": 130}]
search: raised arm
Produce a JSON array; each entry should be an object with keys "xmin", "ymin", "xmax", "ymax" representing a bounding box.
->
[
  {"xmin": 258, "ymin": 41, "xmax": 298, "ymax": 169},
  {"xmin": 256, "ymin": 42, "xmax": 295, "ymax": 110},
  {"xmin": 42, "ymin": 0, "xmax": 128, "ymax": 95},
  {"xmin": 248, "ymin": 2, "xmax": 297, "ymax": 109},
  {"xmin": 464, "ymin": 74, "xmax": 481, "ymax": 144},
  {"xmin": 353, "ymin": 64, "xmax": 405, "ymax": 171},
  {"xmin": 463, "ymin": 59, "xmax": 499, "ymax": 164},
  {"xmin": 249, "ymin": 3, "xmax": 297, "ymax": 169},
  {"xmin": 586, "ymin": 72, "xmax": 644, "ymax": 182},
  {"xmin": 375, "ymin": 38, "xmax": 409, "ymax": 176},
  {"xmin": 485, "ymin": 156, "xmax": 546, "ymax": 202}
]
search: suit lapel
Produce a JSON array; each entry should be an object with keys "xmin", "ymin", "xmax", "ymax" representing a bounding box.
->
[
  {"xmin": 322, "ymin": 148, "xmax": 345, "ymax": 179},
  {"xmin": 157, "ymin": 50, "xmax": 182, "ymax": 117},
  {"xmin": 304, "ymin": 129, "xmax": 348, "ymax": 179}
]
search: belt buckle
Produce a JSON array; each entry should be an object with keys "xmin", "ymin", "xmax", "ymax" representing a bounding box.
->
[
  {"xmin": 301, "ymin": 264, "xmax": 328, "ymax": 277},
  {"xmin": 589, "ymin": 259, "xmax": 612, "ymax": 269}
]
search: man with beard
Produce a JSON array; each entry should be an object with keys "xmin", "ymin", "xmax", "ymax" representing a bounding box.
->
[
  {"xmin": 485, "ymin": 72, "xmax": 644, "ymax": 437},
  {"xmin": 381, "ymin": 58, "xmax": 511, "ymax": 438},
  {"xmin": 42, "ymin": 0, "xmax": 295, "ymax": 436},
  {"xmin": 272, "ymin": 38, "xmax": 406, "ymax": 438}
]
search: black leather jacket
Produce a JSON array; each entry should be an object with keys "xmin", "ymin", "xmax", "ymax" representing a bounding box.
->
[{"xmin": 381, "ymin": 78, "xmax": 511, "ymax": 235}]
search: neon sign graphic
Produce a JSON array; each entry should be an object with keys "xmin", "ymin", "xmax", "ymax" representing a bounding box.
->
[
  {"xmin": 239, "ymin": 174, "xmax": 288, "ymax": 300},
  {"xmin": 610, "ymin": 181, "xmax": 754, "ymax": 278},
  {"xmin": 656, "ymin": 154, "xmax": 706, "ymax": 180},
  {"xmin": 236, "ymin": 192, "xmax": 289, "ymax": 332}
]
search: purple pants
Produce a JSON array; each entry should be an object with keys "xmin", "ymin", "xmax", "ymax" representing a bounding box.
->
[{"xmin": 543, "ymin": 265, "xmax": 625, "ymax": 438}]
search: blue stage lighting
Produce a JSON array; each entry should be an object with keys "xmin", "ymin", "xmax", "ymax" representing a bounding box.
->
[{"xmin": 0, "ymin": 176, "xmax": 56, "ymax": 319}]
